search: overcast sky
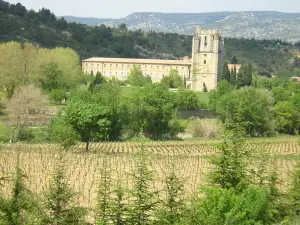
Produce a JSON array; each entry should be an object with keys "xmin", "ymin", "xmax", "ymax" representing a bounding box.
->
[{"xmin": 6, "ymin": 0, "xmax": 300, "ymax": 18}]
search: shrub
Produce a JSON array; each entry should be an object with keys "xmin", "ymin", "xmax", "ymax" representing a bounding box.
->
[{"xmin": 187, "ymin": 119, "xmax": 223, "ymax": 138}]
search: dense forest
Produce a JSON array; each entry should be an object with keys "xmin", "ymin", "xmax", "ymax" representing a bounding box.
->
[{"xmin": 1, "ymin": 0, "xmax": 300, "ymax": 77}]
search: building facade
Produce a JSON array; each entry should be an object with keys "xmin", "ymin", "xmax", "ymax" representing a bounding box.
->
[{"xmin": 82, "ymin": 27, "xmax": 224, "ymax": 91}]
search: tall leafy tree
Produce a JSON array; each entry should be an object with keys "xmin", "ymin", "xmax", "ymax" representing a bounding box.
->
[
  {"xmin": 88, "ymin": 71, "xmax": 106, "ymax": 93},
  {"xmin": 236, "ymin": 70, "xmax": 245, "ymax": 88},
  {"xmin": 161, "ymin": 69, "xmax": 184, "ymax": 89},
  {"xmin": 127, "ymin": 65, "xmax": 146, "ymax": 87},
  {"xmin": 231, "ymin": 55, "xmax": 238, "ymax": 64}
]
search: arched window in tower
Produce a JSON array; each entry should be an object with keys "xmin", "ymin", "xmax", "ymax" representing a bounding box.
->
[{"xmin": 198, "ymin": 37, "xmax": 201, "ymax": 52}]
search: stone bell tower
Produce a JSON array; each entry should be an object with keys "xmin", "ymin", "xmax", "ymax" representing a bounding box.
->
[{"xmin": 191, "ymin": 27, "xmax": 224, "ymax": 91}]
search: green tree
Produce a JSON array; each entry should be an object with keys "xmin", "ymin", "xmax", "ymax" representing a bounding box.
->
[
  {"xmin": 50, "ymin": 89, "xmax": 66, "ymax": 104},
  {"xmin": 43, "ymin": 156, "xmax": 87, "ymax": 225},
  {"xmin": 229, "ymin": 66, "xmax": 237, "ymax": 86},
  {"xmin": 244, "ymin": 62, "xmax": 253, "ymax": 86},
  {"xmin": 39, "ymin": 62, "xmax": 68, "ymax": 92},
  {"xmin": 0, "ymin": 160, "xmax": 42, "ymax": 224},
  {"xmin": 287, "ymin": 162, "xmax": 300, "ymax": 218},
  {"xmin": 127, "ymin": 84, "xmax": 177, "ymax": 139},
  {"xmin": 127, "ymin": 65, "xmax": 146, "ymax": 87},
  {"xmin": 161, "ymin": 69, "xmax": 184, "ymax": 89},
  {"xmin": 236, "ymin": 70, "xmax": 245, "ymax": 88},
  {"xmin": 221, "ymin": 61, "xmax": 231, "ymax": 82},
  {"xmin": 128, "ymin": 147, "xmax": 157, "ymax": 225},
  {"xmin": 156, "ymin": 167, "xmax": 185, "ymax": 225},
  {"xmin": 203, "ymin": 82, "xmax": 208, "ymax": 92},
  {"xmin": 65, "ymin": 92, "xmax": 112, "ymax": 151},
  {"xmin": 88, "ymin": 71, "xmax": 106, "ymax": 93},
  {"xmin": 214, "ymin": 87, "xmax": 273, "ymax": 136},
  {"xmin": 50, "ymin": 116, "xmax": 80, "ymax": 150},
  {"xmin": 231, "ymin": 55, "xmax": 238, "ymax": 64},
  {"xmin": 176, "ymin": 89, "xmax": 199, "ymax": 109}
]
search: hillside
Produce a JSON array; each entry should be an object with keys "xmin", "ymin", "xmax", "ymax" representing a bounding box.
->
[
  {"xmin": 64, "ymin": 11, "xmax": 300, "ymax": 42},
  {"xmin": 1, "ymin": 0, "xmax": 300, "ymax": 77}
]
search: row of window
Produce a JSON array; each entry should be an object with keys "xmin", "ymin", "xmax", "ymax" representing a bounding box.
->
[
  {"xmin": 85, "ymin": 63, "xmax": 186, "ymax": 70},
  {"xmin": 90, "ymin": 70, "xmax": 187, "ymax": 78}
]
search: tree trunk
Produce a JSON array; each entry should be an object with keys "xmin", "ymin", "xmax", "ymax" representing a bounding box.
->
[{"xmin": 85, "ymin": 140, "xmax": 90, "ymax": 152}]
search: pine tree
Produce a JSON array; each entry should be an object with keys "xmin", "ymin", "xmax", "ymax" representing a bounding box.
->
[
  {"xmin": 43, "ymin": 155, "xmax": 87, "ymax": 225},
  {"xmin": 128, "ymin": 146, "xmax": 157, "ymax": 225},
  {"xmin": 156, "ymin": 166, "xmax": 185, "ymax": 225},
  {"xmin": 210, "ymin": 118, "xmax": 250, "ymax": 191},
  {"xmin": 221, "ymin": 61, "xmax": 231, "ymax": 82},
  {"xmin": 230, "ymin": 66, "xmax": 237, "ymax": 86},
  {"xmin": 95, "ymin": 156, "xmax": 112, "ymax": 225},
  {"xmin": 244, "ymin": 62, "xmax": 253, "ymax": 86},
  {"xmin": 0, "ymin": 157, "xmax": 42, "ymax": 224}
]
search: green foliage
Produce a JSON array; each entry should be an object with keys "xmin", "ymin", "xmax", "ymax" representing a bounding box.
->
[
  {"xmin": 0, "ymin": 121, "xmax": 9, "ymax": 143},
  {"xmin": 127, "ymin": 84, "xmax": 178, "ymax": 139},
  {"xmin": 50, "ymin": 116, "xmax": 80, "ymax": 150},
  {"xmin": 95, "ymin": 157, "xmax": 112, "ymax": 225},
  {"xmin": 65, "ymin": 93, "xmax": 112, "ymax": 151},
  {"xmin": 231, "ymin": 55, "xmax": 238, "ymax": 64},
  {"xmin": 88, "ymin": 72, "xmax": 106, "ymax": 93},
  {"xmin": 209, "ymin": 80, "xmax": 235, "ymax": 111},
  {"xmin": 39, "ymin": 62, "xmax": 68, "ymax": 92},
  {"xmin": 221, "ymin": 61, "xmax": 231, "ymax": 82},
  {"xmin": 202, "ymin": 82, "xmax": 208, "ymax": 92},
  {"xmin": 287, "ymin": 162, "xmax": 300, "ymax": 218},
  {"xmin": 213, "ymin": 87, "xmax": 274, "ymax": 136},
  {"xmin": 43, "ymin": 158, "xmax": 87, "ymax": 225},
  {"xmin": 182, "ymin": 186, "xmax": 280, "ymax": 225},
  {"xmin": 210, "ymin": 123, "xmax": 249, "ymax": 190},
  {"xmin": 128, "ymin": 147, "xmax": 157, "ymax": 225},
  {"xmin": 229, "ymin": 67, "xmax": 237, "ymax": 86},
  {"xmin": 127, "ymin": 65, "xmax": 148, "ymax": 87},
  {"xmin": 161, "ymin": 69, "xmax": 184, "ymax": 89},
  {"xmin": 50, "ymin": 89, "xmax": 66, "ymax": 104},
  {"xmin": 156, "ymin": 168, "xmax": 185, "ymax": 225},
  {"xmin": 176, "ymin": 89, "xmax": 199, "ymax": 109},
  {"xmin": 236, "ymin": 70, "xmax": 245, "ymax": 87},
  {"xmin": 244, "ymin": 62, "xmax": 253, "ymax": 86},
  {"xmin": 0, "ymin": 162, "xmax": 42, "ymax": 224}
]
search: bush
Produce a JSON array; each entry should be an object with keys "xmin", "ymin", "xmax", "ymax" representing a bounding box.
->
[
  {"xmin": 0, "ymin": 122, "xmax": 9, "ymax": 143},
  {"xmin": 50, "ymin": 89, "xmax": 66, "ymax": 104},
  {"xmin": 187, "ymin": 119, "xmax": 223, "ymax": 138}
]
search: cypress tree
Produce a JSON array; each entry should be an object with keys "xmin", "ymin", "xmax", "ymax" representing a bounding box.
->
[
  {"xmin": 230, "ymin": 66, "xmax": 237, "ymax": 86},
  {"xmin": 203, "ymin": 82, "xmax": 208, "ymax": 92},
  {"xmin": 221, "ymin": 61, "xmax": 231, "ymax": 82},
  {"xmin": 244, "ymin": 63, "xmax": 253, "ymax": 86},
  {"xmin": 231, "ymin": 55, "xmax": 238, "ymax": 64},
  {"xmin": 89, "ymin": 71, "xmax": 106, "ymax": 92}
]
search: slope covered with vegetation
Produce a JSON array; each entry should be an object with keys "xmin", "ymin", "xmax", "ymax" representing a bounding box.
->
[{"xmin": 1, "ymin": 0, "xmax": 300, "ymax": 77}]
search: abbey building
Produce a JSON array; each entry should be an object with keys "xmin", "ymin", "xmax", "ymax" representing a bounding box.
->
[{"xmin": 82, "ymin": 27, "xmax": 224, "ymax": 91}]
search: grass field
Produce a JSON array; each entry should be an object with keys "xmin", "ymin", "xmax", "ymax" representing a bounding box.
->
[{"xmin": 0, "ymin": 136, "xmax": 299, "ymax": 211}]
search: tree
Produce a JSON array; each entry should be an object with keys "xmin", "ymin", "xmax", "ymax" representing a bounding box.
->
[
  {"xmin": 221, "ymin": 61, "xmax": 231, "ymax": 82},
  {"xmin": 65, "ymin": 92, "xmax": 112, "ymax": 151},
  {"xmin": 88, "ymin": 71, "xmax": 106, "ymax": 92},
  {"xmin": 229, "ymin": 66, "xmax": 237, "ymax": 86},
  {"xmin": 161, "ymin": 69, "xmax": 184, "ymax": 89},
  {"xmin": 288, "ymin": 162, "xmax": 300, "ymax": 218},
  {"xmin": 5, "ymin": 85, "xmax": 48, "ymax": 142},
  {"xmin": 43, "ymin": 156, "xmax": 87, "ymax": 225},
  {"xmin": 127, "ymin": 65, "xmax": 146, "ymax": 87},
  {"xmin": 128, "ymin": 147, "xmax": 157, "ymax": 224},
  {"xmin": 236, "ymin": 70, "xmax": 245, "ymax": 88},
  {"xmin": 176, "ymin": 90, "xmax": 199, "ymax": 109},
  {"xmin": 50, "ymin": 89, "xmax": 67, "ymax": 104},
  {"xmin": 244, "ymin": 62, "xmax": 253, "ymax": 86},
  {"xmin": 214, "ymin": 87, "xmax": 274, "ymax": 136},
  {"xmin": 203, "ymin": 82, "xmax": 208, "ymax": 92},
  {"xmin": 50, "ymin": 116, "xmax": 80, "ymax": 150},
  {"xmin": 156, "ymin": 166, "xmax": 185, "ymax": 225},
  {"xmin": 231, "ymin": 55, "xmax": 238, "ymax": 64},
  {"xmin": 40, "ymin": 62, "xmax": 68, "ymax": 92},
  {"xmin": 0, "ymin": 158, "xmax": 42, "ymax": 224},
  {"xmin": 127, "ymin": 84, "xmax": 178, "ymax": 139}
]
